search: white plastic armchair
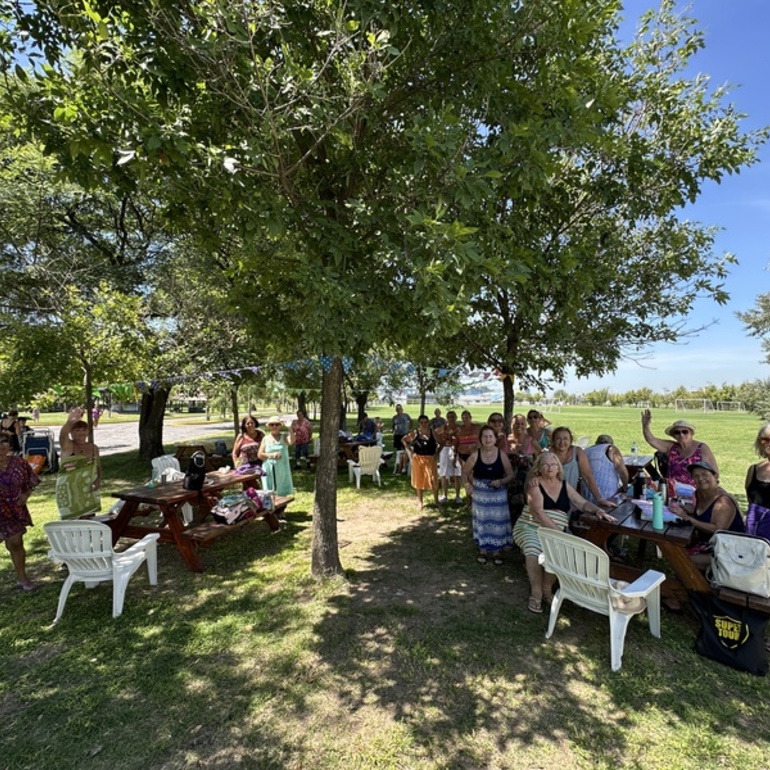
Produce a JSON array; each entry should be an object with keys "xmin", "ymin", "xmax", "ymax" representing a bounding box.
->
[
  {"xmin": 538, "ymin": 528, "xmax": 665, "ymax": 671},
  {"xmin": 44, "ymin": 520, "xmax": 159, "ymax": 623},
  {"xmin": 347, "ymin": 445, "xmax": 383, "ymax": 488},
  {"xmin": 151, "ymin": 454, "xmax": 193, "ymax": 523}
]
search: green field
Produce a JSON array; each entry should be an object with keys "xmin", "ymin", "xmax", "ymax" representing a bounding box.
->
[{"xmin": 2, "ymin": 404, "xmax": 768, "ymax": 769}]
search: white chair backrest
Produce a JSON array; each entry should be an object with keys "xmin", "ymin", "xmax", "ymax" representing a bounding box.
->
[
  {"xmin": 313, "ymin": 438, "xmax": 321, "ymax": 455},
  {"xmin": 152, "ymin": 454, "xmax": 181, "ymax": 477},
  {"xmin": 357, "ymin": 446, "xmax": 383, "ymax": 474},
  {"xmin": 577, "ymin": 435, "xmax": 591, "ymax": 448},
  {"xmin": 539, "ymin": 529, "xmax": 611, "ymax": 615},
  {"xmin": 44, "ymin": 521, "xmax": 115, "ymax": 577}
]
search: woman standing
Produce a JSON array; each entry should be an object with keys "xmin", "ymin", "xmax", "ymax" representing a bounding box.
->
[
  {"xmin": 0, "ymin": 435, "xmax": 40, "ymax": 589},
  {"xmin": 391, "ymin": 404, "xmax": 412, "ymax": 474},
  {"xmin": 508, "ymin": 413, "xmax": 540, "ymax": 456},
  {"xmin": 550, "ymin": 427, "xmax": 616, "ymax": 508},
  {"xmin": 258, "ymin": 417, "xmax": 293, "ymax": 496},
  {"xmin": 402, "ymin": 415, "xmax": 439, "ymax": 509},
  {"xmin": 56, "ymin": 407, "xmax": 102, "ymax": 519},
  {"xmin": 462, "ymin": 425, "xmax": 515, "ymax": 565},
  {"xmin": 232, "ymin": 416, "xmax": 265, "ymax": 468},
  {"xmin": 641, "ymin": 411, "xmax": 718, "ymax": 497},
  {"xmin": 513, "ymin": 452, "xmax": 615, "ymax": 613},
  {"xmin": 456, "ymin": 410, "xmax": 480, "ymax": 465},
  {"xmin": 744, "ymin": 423, "xmax": 770, "ymax": 539},
  {"xmin": 1, "ymin": 409, "xmax": 21, "ymax": 453}
]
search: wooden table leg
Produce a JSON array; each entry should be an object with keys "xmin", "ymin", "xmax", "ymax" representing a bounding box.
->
[
  {"xmin": 657, "ymin": 541, "xmax": 710, "ymax": 593},
  {"xmin": 159, "ymin": 503, "xmax": 205, "ymax": 572}
]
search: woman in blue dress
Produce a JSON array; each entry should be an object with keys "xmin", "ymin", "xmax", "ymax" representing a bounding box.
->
[
  {"xmin": 258, "ymin": 417, "xmax": 293, "ymax": 496},
  {"xmin": 461, "ymin": 425, "xmax": 515, "ymax": 566}
]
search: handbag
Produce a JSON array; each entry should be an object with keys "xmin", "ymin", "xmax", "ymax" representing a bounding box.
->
[
  {"xmin": 709, "ymin": 531, "xmax": 770, "ymax": 598},
  {"xmin": 746, "ymin": 502, "xmax": 770, "ymax": 540},
  {"xmin": 689, "ymin": 591, "xmax": 768, "ymax": 676},
  {"xmin": 182, "ymin": 451, "xmax": 207, "ymax": 491}
]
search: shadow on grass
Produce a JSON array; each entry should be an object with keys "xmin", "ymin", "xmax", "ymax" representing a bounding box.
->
[{"xmin": 310, "ymin": 504, "xmax": 770, "ymax": 767}]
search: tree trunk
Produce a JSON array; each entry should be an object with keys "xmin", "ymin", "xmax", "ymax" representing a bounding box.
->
[
  {"xmin": 230, "ymin": 386, "xmax": 239, "ymax": 435},
  {"xmin": 502, "ymin": 375, "xmax": 515, "ymax": 428},
  {"xmin": 312, "ymin": 356, "xmax": 344, "ymax": 578},
  {"xmin": 82, "ymin": 364, "xmax": 94, "ymax": 441},
  {"xmin": 354, "ymin": 391, "xmax": 368, "ymax": 423},
  {"xmin": 138, "ymin": 386, "xmax": 170, "ymax": 460}
]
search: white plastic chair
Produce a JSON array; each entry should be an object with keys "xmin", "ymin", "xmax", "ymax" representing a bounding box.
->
[
  {"xmin": 577, "ymin": 435, "xmax": 591, "ymax": 448},
  {"xmin": 347, "ymin": 445, "xmax": 383, "ymax": 488},
  {"xmin": 394, "ymin": 449, "xmax": 411, "ymax": 475},
  {"xmin": 44, "ymin": 520, "xmax": 160, "ymax": 623},
  {"xmin": 538, "ymin": 528, "xmax": 665, "ymax": 671},
  {"xmin": 151, "ymin": 454, "xmax": 194, "ymax": 523}
]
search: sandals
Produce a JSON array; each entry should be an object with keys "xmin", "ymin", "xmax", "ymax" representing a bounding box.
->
[
  {"xmin": 527, "ymin": 597, "xmax": 543, "ymax": 614},
  {"xmin": 476, "ymin": 554, "xmax": 489, "ymax": 565},
  {"xmin": 542, "ymin": 593, "xmax": 554, "ymax": 605},
  {"xmin": 493, "ymin": 556, "xmax": 504, "ymax": 566}
]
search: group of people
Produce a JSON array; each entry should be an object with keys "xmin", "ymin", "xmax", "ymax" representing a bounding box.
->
[
  {"xmin": 392, "ymin": 405, "xmax": 770, "ymax": 615},
  {"xmin": 231, "ymin": 410, "xmax": 312, "ymax": 496}
]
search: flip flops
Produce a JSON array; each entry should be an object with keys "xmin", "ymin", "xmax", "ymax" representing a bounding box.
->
[{"xmin": 527, "ymin": 597, "xmax": 543, "ymax": 614}]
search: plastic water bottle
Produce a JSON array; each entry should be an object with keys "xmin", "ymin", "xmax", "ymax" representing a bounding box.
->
[
  {"xmin": 652, "ymin": 493, "xmax": 664, "ymax": 531},
  {"xmin": 630, "ymin": 442, "xmax": 638, "ymax": 458}
]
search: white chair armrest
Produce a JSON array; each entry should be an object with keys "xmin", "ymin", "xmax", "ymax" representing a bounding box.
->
[
  {"xmin": 117, "ymin": 533, "xmax": 161, "ymax": 559},
  {"xmin": 613, "ymin": 569, "xmax": 666, "ymax": 598}
]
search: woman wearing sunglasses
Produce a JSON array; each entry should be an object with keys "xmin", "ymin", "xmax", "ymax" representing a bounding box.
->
[{"xmin": 641, "ymin": 410, "xmax": 718, "ymax": 498}]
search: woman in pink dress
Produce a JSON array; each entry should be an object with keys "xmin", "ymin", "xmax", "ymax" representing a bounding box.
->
[{"xmin": 0, "ymin": 436, "xmax": 40, "ymax": 590}]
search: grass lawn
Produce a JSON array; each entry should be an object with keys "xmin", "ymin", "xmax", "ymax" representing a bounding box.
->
[{"xmin": 2, "ymin": 406, "xmax": 768, "ymax": 769}]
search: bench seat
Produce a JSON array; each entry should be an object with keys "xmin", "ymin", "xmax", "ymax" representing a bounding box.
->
[
  {"xmin": 711, "ymin": 585, "xmax": 770, "ymax": 615},
  {"xmin": 185, "ymin": 496, "xmax": 293, "ymax": 543}
]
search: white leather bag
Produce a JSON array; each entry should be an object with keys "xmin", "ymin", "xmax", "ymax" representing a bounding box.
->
[{"xmin": 709, "ymin": 531, "xmax": 770, "ymax": 598}]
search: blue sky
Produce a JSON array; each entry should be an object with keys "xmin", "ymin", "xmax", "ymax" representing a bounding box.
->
[{"xmin": 558, "ymin": 0, "xmax": 770, "ymax": 395}]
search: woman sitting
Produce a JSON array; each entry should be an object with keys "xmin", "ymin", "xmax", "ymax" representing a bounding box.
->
[
  {"xmin": 513, "ymin": 452, "xmax": 615, "ymax": 614},
  {"xmin": 550, "ymin": 426, "xmax": 616, "ymax": 508},
  {"xmin": 668, "ymin": 460, "xmax": 745, "ymax": 570},
  {"xmin": 641, "ymin": 410, "xmax": 718, "ymax": 498}
]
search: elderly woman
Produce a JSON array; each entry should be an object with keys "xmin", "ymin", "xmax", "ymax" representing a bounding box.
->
[
  {"xmin": 513, "ymin": 452, "xmax": 616, "ymax": 613},
  {"xmin": 745, "ymin": 423, "xmax": 770, "ymax": 539},
  {"xmin": 258, "ymin": 417, "xmax": 293, "ymax": 496},
  {"xmin": 641, "ymin": 411, "xmax": 718, "ymax": 498},
  {"xmin": 0, "ymin": 435, "xmax": 40, "ymax": 589},
  {"xmin": 462, "ymin": 425, "xmax": 515, "ymax": 564},
  {"xmin": 669, "ymin": 460, "xmax": 745, "ymax": 569},
  {"xmin": 402, "ymin": 415, "xmax": 440, "ymax": 509},
  {"xmin": 550, "ymin": 426, "xmax": 616, "ymax": 508},
  {"xmin": 233, "ymin": 415, "xmax": 265, "ymax": 468}
]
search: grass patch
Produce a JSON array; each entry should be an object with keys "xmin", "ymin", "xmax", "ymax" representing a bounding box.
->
[{"xmin": 2, "ymin": 408, "xmax": 769, "ymax": 769}]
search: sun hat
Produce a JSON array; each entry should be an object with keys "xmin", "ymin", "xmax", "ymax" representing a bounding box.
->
[
  {"xmin": 688, "ymin": 460, "xmax": 717, "ymax": 476},
  {"xmin": 664, "ymin": 419, "xmax": 696, "ymax": 437},
  {"xmin": 267, "ymin": 416, "xmax": 284, "ymax": 427}
]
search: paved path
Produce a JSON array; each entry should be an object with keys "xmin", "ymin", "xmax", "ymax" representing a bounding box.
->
[{"xmin": 38, "ymin": 419, "xmax": 236, "ymax": 457}]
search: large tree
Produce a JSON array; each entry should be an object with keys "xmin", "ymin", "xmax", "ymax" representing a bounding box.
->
[
  {"xmin": 5, "ymin": 0, "xmax": 652, "ymax": 576},
  {"xmin": 441, "ymin": 1, "xmax": 767, "ymax": 422}
]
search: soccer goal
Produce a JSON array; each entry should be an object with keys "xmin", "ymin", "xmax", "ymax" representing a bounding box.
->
[
  {"xmin": 538, "ymin": 398, "xmax": 562, "ymax": 413},
  {"xmin": 674, "ymin": 398, "xmax": 716, "ymax": 413},
  {"xmin": 716, "ymin": 401, "xmax": 745, "ymax": 412}
]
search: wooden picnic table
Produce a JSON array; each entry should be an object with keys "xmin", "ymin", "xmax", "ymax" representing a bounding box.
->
[
  {"xmin": 110, "ymin": 470, "xmax": 292, "ymax": 572},
  {"xmin": 578, "ymin": 499, "xmax": 708, "ymax": 606},
  {"xmin": 621, "ymin": 453, "xmax": 655, "ymax": 480}
]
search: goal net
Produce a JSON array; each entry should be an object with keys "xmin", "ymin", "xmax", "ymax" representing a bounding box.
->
[{"xmin": 674, "ymin": 399, "xmax": 715, "ymax": 413}]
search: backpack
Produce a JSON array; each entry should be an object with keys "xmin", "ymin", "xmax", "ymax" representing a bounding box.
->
[
  {"xmin": 709, "ymin": 531, "xmax": 770, "ymax": 598},
  {"xmin": 183, "ymin": 451, "xmax": 207, "ymax": 491}
]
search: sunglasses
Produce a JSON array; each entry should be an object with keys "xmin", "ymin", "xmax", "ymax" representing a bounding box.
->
[
  {"xmin": 672, "ymin": 429, "xmax": 690, "ymax": 436},
  {"xmin": 760, "ymin": 437, "xmax": 770, "ymax": 443}
]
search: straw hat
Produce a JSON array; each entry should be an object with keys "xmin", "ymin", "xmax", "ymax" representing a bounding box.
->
[
  {"xmin": 266, "ymin": 416, "xmax": 284, "ymax": 427},
  {"xmin": 664, "ymin": 419, "xmax": 696, "ymax": 437}
]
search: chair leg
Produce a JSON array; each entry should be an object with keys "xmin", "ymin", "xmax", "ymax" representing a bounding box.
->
[
  {"xmin": 112, "ymin": 571, "xmax": 133, "ymax": 618},
  {"xmin": 609, "ymin": 611, "xmax": 634, "ymax": 671},
  {"xmin": 53, "ymin": 574, "xmax": 77, "ymax": 624},
  {"xmin": 354, "ymin": 468, "xmax": 361, "ymax": 489},
  {"xmin": 646, "ymin": 588, "xmax": 662, "ymax": 639},
  {"xmin": 545, "ymin": 592, "xmax": 563, "ymax": 639},
  {"xmin": 145, "ymin": 542, "xmax": 158, "ymax": 586}
]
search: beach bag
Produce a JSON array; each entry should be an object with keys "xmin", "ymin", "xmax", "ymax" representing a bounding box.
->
[
  {"xmin": 709, "ymin": 531, "xmax": 770, "ymax": 598},
  {"xmin": 211, "ymin": 493, "xmax": 258, "ymax": 525},
  {"xmin": 183, "ymin": 451, "xmax": 207, "ymax": 491},
  {"xmin": 746, "ymin": 502, "xmax": 770, "ymax": 540},
  {"xmin": 690, "ymin": 591, "xmax": 768, "ymax": 675}
]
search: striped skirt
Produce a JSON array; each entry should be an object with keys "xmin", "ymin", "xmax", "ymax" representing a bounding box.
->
[
  {"xmin": 512, "ymin": 507, "xmax": 570, "ymax": 557},
  {"xmin": 472, "ymin": 479, "xmax": 513, "ymax": 552}
]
